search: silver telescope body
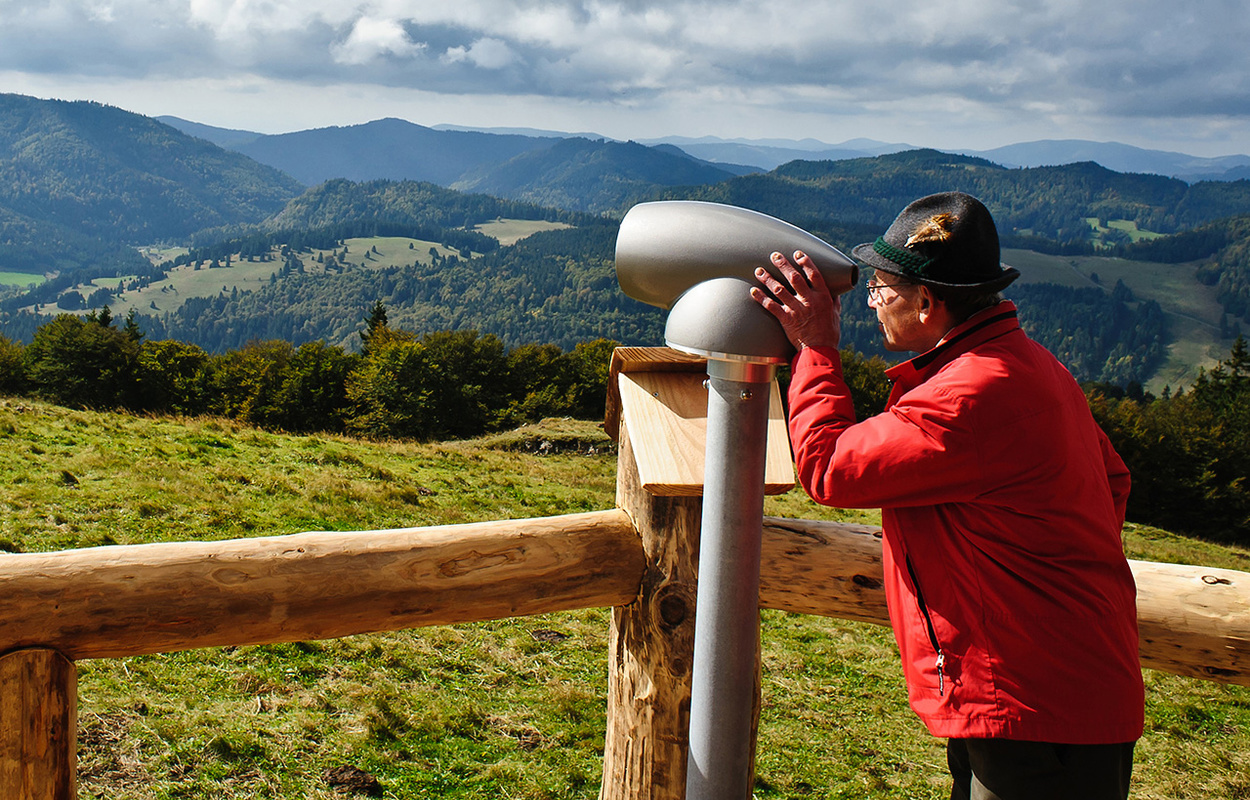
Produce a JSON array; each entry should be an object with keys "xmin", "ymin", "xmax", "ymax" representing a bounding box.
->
[
  {"xmin": 614, "ymin": 201, "xmax": 858, "ymax": 800},
  {"xmin": 615, "ymin": 200, "xmax": 858, "ymax": 363}
]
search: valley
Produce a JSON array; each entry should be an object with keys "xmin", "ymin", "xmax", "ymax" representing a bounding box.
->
[
  {"xmin": 1005, "ymin": 248, "xmax": 1230, "ymax": 389},
  {"xmin": 3, "ymin": 93, "xmax": 1250, "ymax": 390},
  {"xmin": 21, "ymin": 220, "xmax": 570, "ymax": 321}
]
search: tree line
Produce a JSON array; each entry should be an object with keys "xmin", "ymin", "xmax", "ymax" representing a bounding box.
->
[
  {"xmin": 2, "ymin": 305, "xmax": 1246, "ymax": 544},
  {"xmin": 1088, "ymin": 338, "xmax": 1250, "ymax": 545},
  {"xmin": 0, "ymin": 304, "xmax": 618, "ymax": 442}
]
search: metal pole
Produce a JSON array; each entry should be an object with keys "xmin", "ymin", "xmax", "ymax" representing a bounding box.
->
[{"xmin": 685, "ymin": 357, "xmax": 776, "ymax": 800}]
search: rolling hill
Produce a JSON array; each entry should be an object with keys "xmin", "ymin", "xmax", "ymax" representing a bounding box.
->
[
  {"xmin": 161, "ymin": 115, "xmax": 750, "ymax": 214},
  {"xmin": 450, "ymin": 136, "xmax": 744, "ymax": 214},
  {"xmin": 4, "ymin": 94, "xmax": 1250, "ymax": 392},
  {"xmin": 0, "ymin": 94, "xmax": 302, "ymax": 246},
  {"xmin": 226, "ymin": 117, "xmax": 557, "ymax": 187},
  {"xmin": 0, "ymin": 93, "xmax": 303, "ymax": 278}
]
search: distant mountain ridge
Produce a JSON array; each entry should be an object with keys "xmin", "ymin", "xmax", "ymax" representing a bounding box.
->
[
  {"xmin": 163, "ymin": 114, "xmax": 1250, "ymax": 187},
  {"xmin": 636, "ymin": 135, "xmax": 915, "ymax": 170},
  {"xmin": 449, "ymin": 137, "xmax": 747, "ymax": 213},
  {"xmin": 959, "ymin": 140, "xmax": 1250, "ymax": 183},
  {"xmin": 648, "ymin": 135, "xmax": 1250, "ymax": 182}
]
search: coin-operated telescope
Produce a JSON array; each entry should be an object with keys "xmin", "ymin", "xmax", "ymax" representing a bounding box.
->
[
  {"xmin": 617, "ymin": 200, "xmax": 858, "ymax": 366},
  {"xmin": 615, "ymin": 201, "xmax": 858, "ymax": 800}
]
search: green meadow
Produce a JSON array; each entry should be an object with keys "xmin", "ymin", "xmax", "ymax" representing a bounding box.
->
[
  {"xmin": 1004, "ymin": 247, "xmax": 1228, "ymax": 391},
  {"xmin": 23, "ymin": 221, "xmax": 555, "ymax": 320},
  {"xmin": 0, "ymin": 270, "xmax": 44, "ymax": 287},
  {"xmin": 1, "ymin": 399, "xmax": 1247, "ymax": 799},
  {"xmin": 472, "ymin": 218, "xmax": 571, "ymax": 246}
]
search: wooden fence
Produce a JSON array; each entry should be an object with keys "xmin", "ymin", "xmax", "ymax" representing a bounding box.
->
[{"xmin": 2, "ymin": 348, "xmax": 1249, "ymax": 799}]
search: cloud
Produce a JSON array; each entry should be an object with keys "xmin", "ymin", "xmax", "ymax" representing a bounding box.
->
[
  {"xmin": 331, "ymin": 17, "xmax": 426, "ymax": 65},
  {"xmin": 442, "ymin": 38, "xmax": 517, "ymax": 70},
  {"xmin": 0, "ymin": 0, "xmax": 1246, "ymax": 153}
]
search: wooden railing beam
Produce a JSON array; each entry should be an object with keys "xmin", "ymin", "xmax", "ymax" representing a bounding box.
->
[
  {"xmin": 0, "ymin": 511, "xmax": 645, "ymax": 661},
  {"xmin": 756, "ymin": 517, "xmax": 1250, "ymax": 688}
]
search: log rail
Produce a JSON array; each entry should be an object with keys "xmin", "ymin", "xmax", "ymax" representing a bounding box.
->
[{"xmin": 5, "ymin": 513, "xmax": 1242, "ymax": 683}]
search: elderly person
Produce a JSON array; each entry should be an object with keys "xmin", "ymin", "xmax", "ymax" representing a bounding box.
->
[{"xmin": 752, "ymin": 192, "xmax": 1144, "ymax": 800}]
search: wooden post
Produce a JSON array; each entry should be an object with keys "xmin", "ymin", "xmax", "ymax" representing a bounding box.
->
[
  {"xmin": 0, "ymin": 649, "xmax": 76, "ymax": 800},
  {"xmin": 601, "ymin": 348, "xmax": 781, "ymax": 800},
  {"xmin": 600, "ymin": 420, "xmax": 703, "ymax": 800}
]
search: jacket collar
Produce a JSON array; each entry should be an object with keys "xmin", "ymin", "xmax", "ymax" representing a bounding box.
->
[{"xmin": 884, "ymin": 300, "xmax": 1021, "ymax": 393}]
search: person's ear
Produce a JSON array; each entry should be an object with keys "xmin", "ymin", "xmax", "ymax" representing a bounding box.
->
[{"xmin": 917, "ymin": 285, "xmax": 935, "ymax": 322}]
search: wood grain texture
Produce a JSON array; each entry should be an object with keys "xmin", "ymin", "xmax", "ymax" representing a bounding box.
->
[
  {"xmin": 600, "ymin": 420, "xmax": 707, "ymax": 800},
  {"xmin": 617, "ymin": 372, "xmax": 795, "ymax": 496},
  {"xmin": 1132, "ymin": 560, "xmax": 1250, "ymax": 685},
  {"xmin": 0, "ymin": 511, "xmax": 644, "ymax": 660},
  {"xmin": 0, "ymin": 649, "xmax": 76, "ymax": 800},
  {"xmin": 759, "ymin": 516, "xmax": 889, "ymax": 625},
  {"xmin": 604, "ymin": 346, "xmax": 708, "ymax": 441}
]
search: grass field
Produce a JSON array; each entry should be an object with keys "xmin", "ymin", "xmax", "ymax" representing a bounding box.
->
[
  {"xmin": 1005, "ymin": 247, "xmax": 1232, "ymax": 391},
  {"xmin": 27, "ymin": 236, "xmax": 466, "ymax": 319},
  {"xmin": 23, "ymin": 218, "xmax": 558, "ymax": 320},
  {"xmin": 0, "ymin": 270, "xmax": 44, "ymax": 287},
  {"xmin": 1, "ymin": 399, "xmax": 1248, "ymax": 799},
  {"xmin": 473, "ymin": 219, "xmax": 571, "ymax": 246},
  {"xmin": 1084, "ymin": 217, "xmax": 1166, "ymax": 244}
]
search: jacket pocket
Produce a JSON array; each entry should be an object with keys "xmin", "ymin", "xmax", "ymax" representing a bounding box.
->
[{"xmin": 905, "ymin": 554, "xmax": 946, "ymax": 697}]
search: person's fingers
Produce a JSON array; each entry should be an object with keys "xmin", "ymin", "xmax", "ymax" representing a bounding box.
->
[
  {"xmin": 754, "ymin": 266, "xmax": 800, "ymax": 307},
  {"xmin": 792, "ymin": 250, "xmax": 830, "ymax": 294},
  {"xmin": 770, "ymin": 251, "xmax": 811, "ymax": 294},
  {"xmin": 749, "ymin": 286, "xmax": 788, "ymax": 322}
]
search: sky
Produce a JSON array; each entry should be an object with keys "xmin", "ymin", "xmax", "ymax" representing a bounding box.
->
[{"xmin": 2, "ymin": 0, "xmax": 1248, "ymax": 158}]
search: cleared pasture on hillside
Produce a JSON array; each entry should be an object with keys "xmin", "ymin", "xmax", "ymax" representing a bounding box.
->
[
  {"xmin": 474, "ymin": 218, "xmax": 571, "ymax": 246},
  {"xmin": 1005, "ymin": 247, "xmax": 1231, "ymax": 390},
  {"xmin": 29, "ymin": 236, "xmax": 466, "ymax": 318},
  {"xmin": 0, "ymin": 271, "xmax": 43, "ymax": 287}
]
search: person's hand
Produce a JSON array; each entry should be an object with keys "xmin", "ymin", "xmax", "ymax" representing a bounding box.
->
[{"xmin": 750, "ymin": 250, "xmax": 841, "ymax": 351}]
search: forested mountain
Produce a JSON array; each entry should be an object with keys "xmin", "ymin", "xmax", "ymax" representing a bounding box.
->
[
  {"xmin": 0, "ymin": 94, "xmax": 301, "ymax": 246},
  {"xmin": 163, "ymin": 116, "xmax": 752, "ymax": 209},
  {"xmin": 2, "ymin": 94, "xmax": 1249, "ymax": 391},
  {"xmin": 450, "ymin": 137, "xmax": 743, "ymax": 214},
  {"xmin": 0, "ymin": 94, "xmax": 302, "ymax": 276},
  {"xmin": 663, "ymin": 150, "xmax": 1250, "ymax": 240},
  {"xmin": 0, "ymin": 204, "xmax": 149, "ymax": 277},
  {"xmin": 156, "ymin": 222, "xmax": 663, "ymax": 353},
  {"xmin": 100, "ymin": 204, "xmax": 1162, "ymax": 389},
  {"xmin": 228, "ymin": 118, "xmax": 558, "ymax": 187},
  {"xmin": 265, "ymin": 178, "xmax": 584, "ymax": 233}
]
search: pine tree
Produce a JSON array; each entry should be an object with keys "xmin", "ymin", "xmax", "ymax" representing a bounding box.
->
[
  {"xmin": 123, "ymin": 309, "xmax": 144, "ymax": 342},
  {"xmin": 360, "ymin": 301, "xmax": 389, "ymax": 355}
]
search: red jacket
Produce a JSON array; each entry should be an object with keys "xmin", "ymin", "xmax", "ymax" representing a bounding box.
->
[{"xmin": 787, "ymin": 301, "xmax": 1144, "ymax": 743}]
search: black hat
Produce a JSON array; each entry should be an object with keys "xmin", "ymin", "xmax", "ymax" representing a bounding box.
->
[{"xmin": 851, "ymin": 192, "xmax": 1020, "ymax": 292}]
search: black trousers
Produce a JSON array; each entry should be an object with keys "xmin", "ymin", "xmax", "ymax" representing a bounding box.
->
[{"xmin": 947, "ymin": 739, "xmax": 1136, "ymax": 800}]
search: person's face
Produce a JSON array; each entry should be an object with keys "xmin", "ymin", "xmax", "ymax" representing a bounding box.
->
[{"xmin": 866, "ymin": 272, "xmax": 926, "ymax": 352}]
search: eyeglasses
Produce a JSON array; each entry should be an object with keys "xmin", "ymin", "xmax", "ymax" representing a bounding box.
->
[{"xmin": 864, "ymin": 279, "xmax": 912, "ymax": 301}]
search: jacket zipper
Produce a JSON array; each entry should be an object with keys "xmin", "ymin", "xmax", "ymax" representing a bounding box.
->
[{"xmin": 905, "ymin": 554, "xmax": 946, "ymax": 697}]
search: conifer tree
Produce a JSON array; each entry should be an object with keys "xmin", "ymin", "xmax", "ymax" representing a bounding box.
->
[{"xmin": 359, "ymin": 301, "xmax": 389, "ymax": 355}]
